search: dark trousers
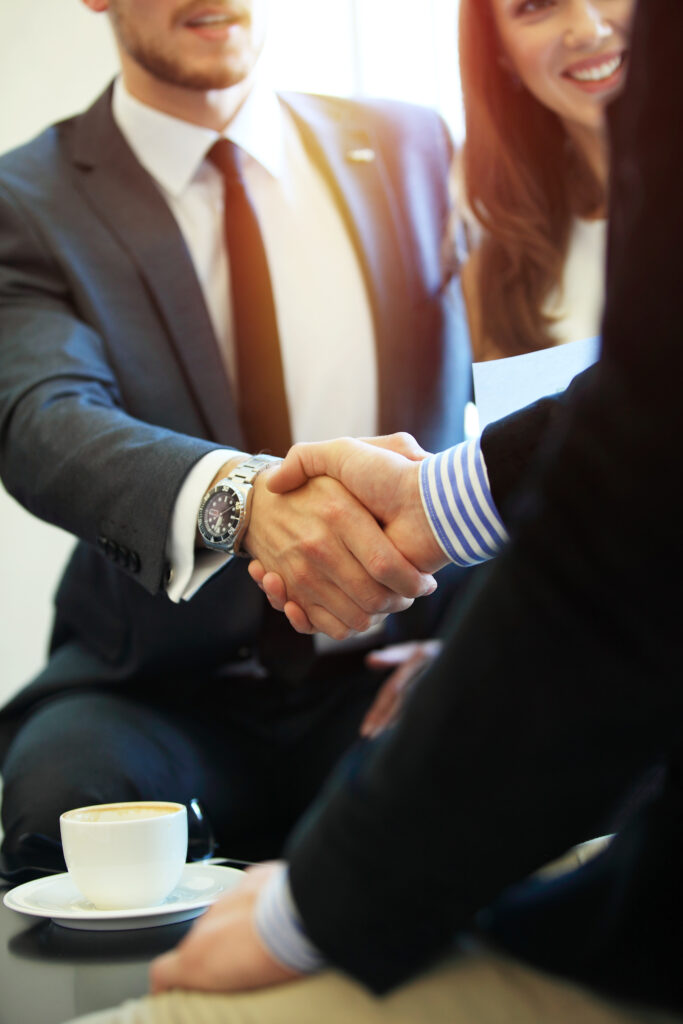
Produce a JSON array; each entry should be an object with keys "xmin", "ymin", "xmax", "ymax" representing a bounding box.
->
[{"xmin": 1, "ymin": 653, "xmax": 382, "ymax": 869}]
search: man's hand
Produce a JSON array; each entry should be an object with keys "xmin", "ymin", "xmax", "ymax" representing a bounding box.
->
[
  {"xmin": 243, "ymin": 461, "xmax": 436, "ymax": 640},
  {"xmin": 150, "ymin": 863, "xmax": 300, "ymax": 995},
  {"xmin": 248, "ymin": 436, "xmax": 447, "ymax": 636},
  {"xmin": 361, "ymin": 639, "xmax": 443, "ymax": 737},
  {"xmin": 265, "ymin": 435, "xmax": 445, "ymax": 572}
]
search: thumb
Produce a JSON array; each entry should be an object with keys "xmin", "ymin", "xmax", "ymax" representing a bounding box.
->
[
  {"xmin": 149, "ymin": 950, "xmax": 183, "ymax": 994},
  {"xmin": 266, "ymin": 440, "xmax": 352, "ymax": 494},
  {"xmin": 266, "ymin": 445, "xmax": 311, "ymax": 493},
  {"xmin": 364, "ymin": 432, "xmax": 430, "ymax": 462}
]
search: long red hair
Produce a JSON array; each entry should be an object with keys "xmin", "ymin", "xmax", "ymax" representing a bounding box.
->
[{"xmin": 458, "ymin": 0, "xmax": 603, "ymax": 356}]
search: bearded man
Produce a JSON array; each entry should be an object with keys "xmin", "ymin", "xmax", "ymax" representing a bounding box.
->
[{"xmin": 0, "ymin": 0, "xmax": 472, "ymax": 872}]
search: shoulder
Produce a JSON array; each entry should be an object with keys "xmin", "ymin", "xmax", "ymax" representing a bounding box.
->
[
  {"xmin": 281, "ymin": 89, "xmax": 446, "ymax": 125},
  {"xmin": 0, "ymin": 117, "xmax": 80, "ymax": 211},
  {"xmin": 0, "ymin": 124, "xmax": 62, "ymax": 183},
  {"xmin": 0, "ymin": 84, "xmax": 114, "ymax": 200},
  {"xmin": 280, "ymin": 90, "xmax": 453, "ymax": 165}
]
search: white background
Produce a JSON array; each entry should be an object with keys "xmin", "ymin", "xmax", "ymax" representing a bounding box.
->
[{"xmin": 0, "ymin": 0, "xmax": 461, "ymax": 707}]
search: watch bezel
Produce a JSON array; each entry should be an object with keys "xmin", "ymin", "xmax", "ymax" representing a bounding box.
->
[
  {"xmin": 197, "ymin": 455, "xmax": 280, "ymax": 554},
  {"xmin": 197, "ymin": 482, "xmax": 247, "ymax": 550}
]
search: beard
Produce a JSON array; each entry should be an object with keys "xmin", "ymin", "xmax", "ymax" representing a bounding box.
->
[{"xmin": 108, "ymin": 2, "xmax": 259, "ymax": 92}]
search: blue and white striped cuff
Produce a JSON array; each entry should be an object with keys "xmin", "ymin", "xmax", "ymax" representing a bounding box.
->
[
  {"xmin": 254, "ymin": 866, "xmax": 326, "ymax": 974},
  {"xmin": 419, "ymin": 439, "xmax": 508, "ymax": 566}
]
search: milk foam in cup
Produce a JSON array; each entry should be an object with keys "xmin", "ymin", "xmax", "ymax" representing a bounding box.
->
[{"xmin": 60, "ymin": 801, "xmax": 188, "ymax": 910}]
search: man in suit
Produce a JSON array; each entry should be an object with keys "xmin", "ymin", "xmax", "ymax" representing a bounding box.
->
[
  {"xmin": 0, "ymin": 0, "xmax": 473, "ymax": 872},
  {"xmin": 83, "ymin": 0, "xmax": 682, "ymax": 1020}
]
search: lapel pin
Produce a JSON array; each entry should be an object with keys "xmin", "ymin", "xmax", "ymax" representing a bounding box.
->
[{"xmin": 346, "ymin": 148, "xmax": 376, "ymax": 164}]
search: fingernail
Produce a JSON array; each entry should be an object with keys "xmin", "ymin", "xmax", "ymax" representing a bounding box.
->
[{"xmin": 421, "ymin": 576, "xmax": 437, "ymax": 596}]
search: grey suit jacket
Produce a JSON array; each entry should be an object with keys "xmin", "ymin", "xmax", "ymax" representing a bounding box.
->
[{"xmin": 0, "ymin": 86, "xmax": 472, "ymax": 753}]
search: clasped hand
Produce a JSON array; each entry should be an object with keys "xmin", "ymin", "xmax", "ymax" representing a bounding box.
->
[{"xmin": 245, "ymin": 434, "xmax": 448, "ymax": 638}]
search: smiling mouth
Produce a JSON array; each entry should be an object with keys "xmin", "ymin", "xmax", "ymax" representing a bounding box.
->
[
  {"xmin": 184, "ymin": 10, "xmax": 244, "ymax": 29},
  {"xmin": 564, "ymin": 52, "xmax": 625, "ymax": 84}
]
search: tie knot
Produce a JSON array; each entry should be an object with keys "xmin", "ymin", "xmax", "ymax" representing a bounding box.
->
[{"xmin": 208, "ymin": 139, "xmax": 244, "ymax": 183}]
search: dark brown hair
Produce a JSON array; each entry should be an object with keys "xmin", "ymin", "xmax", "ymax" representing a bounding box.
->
[{"xmin": 459, "ymin": 0, "xmax": 604, "ymax": 356}]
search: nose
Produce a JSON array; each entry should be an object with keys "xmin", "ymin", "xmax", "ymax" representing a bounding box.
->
[{"xmin": 564, "ymin": 0, "xmax": 613, "ymax": 49}]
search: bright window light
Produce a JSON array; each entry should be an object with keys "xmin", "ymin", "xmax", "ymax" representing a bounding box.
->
[{"xmin": 265, "ymin": 0, "xmax": 463, "ymax": 140}]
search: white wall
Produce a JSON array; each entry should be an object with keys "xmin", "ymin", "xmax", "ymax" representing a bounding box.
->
[
  {"xmin": 0, "ymin": 0, "xmax": 460, "ymax": 707},
  {"xmin": 0, "ymin": 3, "xmax": 119, "ymax": 706}
]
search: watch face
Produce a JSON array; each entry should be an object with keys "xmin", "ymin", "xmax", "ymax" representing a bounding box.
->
[{"xmin": 200, "ymin": 487, "xmax": 244, "ymax": 546}]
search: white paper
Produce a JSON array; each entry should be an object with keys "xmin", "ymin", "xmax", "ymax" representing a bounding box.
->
[{"xmin": 472, "ymin": 335, "xmax": 601, "ymax": 431}]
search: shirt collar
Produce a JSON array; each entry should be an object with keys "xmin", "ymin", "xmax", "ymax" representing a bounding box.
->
[{"xmin": 112, "ymin": 75, "xmax": 285, "ymax": 197}]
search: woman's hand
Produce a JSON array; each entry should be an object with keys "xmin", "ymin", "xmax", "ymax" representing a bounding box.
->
[{"xmin": 361, "ymin": 640, "xmax": 443, "ymax": 737}]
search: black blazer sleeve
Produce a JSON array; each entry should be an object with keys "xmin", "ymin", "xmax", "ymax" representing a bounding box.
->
[
  {"xmin": 480, "ymin": 364, "xmax": 596, "ymax": 521},
  {"xmin": 285, "ymin": 0, "xmax": 683, "ymax": 995}
]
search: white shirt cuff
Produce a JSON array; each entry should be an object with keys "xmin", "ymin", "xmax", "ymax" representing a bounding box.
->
[
  {"xmin": 165, "ymin": 449, "xmax": 247, "ymax": 603},
  {"xmin": 254, "ymin": 865, "xmax": 326, "ymax": 974}
]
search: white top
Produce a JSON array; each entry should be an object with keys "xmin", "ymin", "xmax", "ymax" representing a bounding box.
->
[
  {"xmin": 112, "ymin": 77, "xmax": 377, "ymax": 600},
  {"xmin": 545, "ymin": 217, "xmax": 607, "ymax": 346}
]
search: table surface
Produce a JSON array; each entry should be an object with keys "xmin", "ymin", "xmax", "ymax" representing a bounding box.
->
[{"xmin": 0, "ymin": 882, "xmax": 193, "ymax": 1024}]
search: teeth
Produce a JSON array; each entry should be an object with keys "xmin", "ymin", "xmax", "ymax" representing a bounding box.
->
[
  {"xmin": 567, "ymin": 54, "xmax": 622, "ymax": 82},
  {"xmin": 187, "ymin": 13, "xmax": 233, "ymax": 26}
]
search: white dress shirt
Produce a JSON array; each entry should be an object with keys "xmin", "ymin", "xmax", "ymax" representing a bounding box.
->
[
  {"xmin": 112, "ymin": 76, "xmax": 377, "ymax": 600},
  {"xmin": 546, "ymin": 217, "xmax": 607, "ymax": 346}
]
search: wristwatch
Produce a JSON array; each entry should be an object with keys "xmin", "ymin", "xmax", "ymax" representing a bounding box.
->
[{"xmin": 197, "ymin": 454, "xmax": 279, "ymax": 556}]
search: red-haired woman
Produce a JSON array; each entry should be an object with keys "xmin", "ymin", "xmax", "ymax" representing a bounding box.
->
[
  {"xmin": 458, "ymin": 0, "xmax": 635, "ymax": 361},
  {"xmin": 357, "ymin": 0, "xmax": 638, "ymax": 739}
]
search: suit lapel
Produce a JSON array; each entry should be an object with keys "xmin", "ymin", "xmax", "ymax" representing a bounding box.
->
[
  {"xmin": 67, "ymin": 87, "xmax": 243, "ymax": 447},
  {"xmin": 280, "ymin": 93, "xmax": 417, "ymax": 436}
]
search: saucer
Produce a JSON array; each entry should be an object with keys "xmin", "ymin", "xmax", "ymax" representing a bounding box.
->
[{"xmin": 3, "ymin": 863, "xmax": 244, "ymax": 931}]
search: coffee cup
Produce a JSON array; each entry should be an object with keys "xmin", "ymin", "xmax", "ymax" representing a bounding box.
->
[{"xmin": 60, "ymin": 801, "xmax": 188, "ymax": 910}]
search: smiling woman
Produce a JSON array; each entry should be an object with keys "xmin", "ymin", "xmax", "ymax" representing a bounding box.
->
[
  {"xmin": 458, "ymin": 0, "xmax": 635, "ymax": 359},
  {"xmin": 492, "ymin": 0, "xmax": 630, "ymax": 166}
]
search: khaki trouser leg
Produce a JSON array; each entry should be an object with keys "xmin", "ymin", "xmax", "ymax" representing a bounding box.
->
[{"xmin": 65, "ymin": 948, "xmax": 682, "ymax": 1024}]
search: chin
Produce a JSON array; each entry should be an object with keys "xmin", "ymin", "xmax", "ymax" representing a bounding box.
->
[
  {"xmin": 158, "ymin": 63, "xmax": 253, "ymax": 91},
  {"xmin": 183, "ymin": 68, "xmax": 252, "ymax": 90},
  {"xmin": 138, "ymin": 47, "xmax": 257, "ymax": 93},
  {"xmin": 559, "ymin": 102, "xmax": 608, "ymax": 138},
  {"xmin": 580, "ymin": 107, "xmax": 610, "ymax": 134}
]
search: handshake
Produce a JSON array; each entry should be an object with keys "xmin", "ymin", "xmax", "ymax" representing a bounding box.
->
[{"xmin": 243, "ymin": 433, "xmax": 450, "ymax": 641}]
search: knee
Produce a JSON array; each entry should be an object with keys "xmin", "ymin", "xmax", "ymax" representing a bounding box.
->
[
  {"xmin": 1, "ymin": 695, "xmax": 148, "ymax": 857},
  {"xmin": 1, "ymin": 760, "xmax": 131, "ymax": 853}
]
